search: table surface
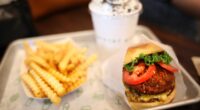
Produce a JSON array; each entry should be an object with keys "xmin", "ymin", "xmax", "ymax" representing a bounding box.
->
[{"xmin": 33, "ymin": 5, "xmax": 200, "ymax": 110}]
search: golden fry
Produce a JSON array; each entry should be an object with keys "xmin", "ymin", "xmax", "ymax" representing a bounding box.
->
[
  {"xmin": 36, "ymin": 40, "xmax": 58, "ymax": 53},
  {"xmin": 48, "ymin": 58, "xmax": 57, "ymax": 70},
  {"xmin": 52, "ymin": 42, "xmax": 70, "ymax": 49},
  {"xmin": 35, "ymin": 48, "xmax": 48, "ymax": 60},
  {"xmin": 71, "ymin": 54, "xmax": 97, "ymax": 74},
  {"xmin": 71, "ymin": 48, "xmax": 87, "ymax": 64},
  {"xmin": 66, "ymin": 48, "xmax": 87, "ymax": 72},
  {"xmin": 30, "ymin": 62, "xmax": 66, "ymax": 96},
  {"xmin": 54, "ymin": 42, "xmax": 75, "ymax": 63},
  {"xmin": 26, "ymin": 55, "xmax": 50, "ymax": 69},
  {"xmin": 58, "ymin": 48, "xmax": 76, "ymax": 72},
  {"xmin": 48, "ymin": 68, "xmax": 71, "ymax": 83},
  {"xmin": 80, "ymin": 54, "xmax": 97, "ymax": 69},
  {"xmin": 63, "ymin": 70, "xmax": 86, "ymax": 93},
  {"xmin": 54, "ymin": 50, "xmax": 65, "ymax": 64},
  {"xmin": 29, "ymin": 70, "xmax": 61, "ymax": 105},
  {"xmin": 68, "ymin": 71, "xmax": 86, "ymax": 83},
  {"xmin": 66, "ymin": 75, "xmax": 86, "ymax": 93},
  {"xmin": 70, "ymin": 56, "xmax": 79, "ymax": 65},
  {"xmin": 21, "ymin": 73, "xmax": 45, "ymax": 98},
  {"xmin": 66, "ymin": 63, "xmax": 75, "ymax": 72}
]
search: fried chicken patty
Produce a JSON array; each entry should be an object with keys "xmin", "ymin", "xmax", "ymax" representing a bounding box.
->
[{"xmin": 129, "ymin": 66, "xmax": 175, "ymax": 94}]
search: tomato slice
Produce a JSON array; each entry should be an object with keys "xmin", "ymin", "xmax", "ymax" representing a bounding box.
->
[
  {"xmin": 123, "ymin": 64, "xmax": 156, "ymax": 85},
  {"xmin": 158, "ymin": 62, "xmax": 178, "ymax": 73},
  {"xmin": 133, "ymin": 62, "xmax": 145, "ymax": 75}
]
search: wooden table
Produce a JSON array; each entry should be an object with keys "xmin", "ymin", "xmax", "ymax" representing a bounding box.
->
[{"xmin": 34, "ymin": 5, "xmax": 200, "ymax": 110}]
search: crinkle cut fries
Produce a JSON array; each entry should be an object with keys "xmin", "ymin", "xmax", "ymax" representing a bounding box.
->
[{"xmin": 21, "ymin": 40, "xmax": 97, "ymax": 105}]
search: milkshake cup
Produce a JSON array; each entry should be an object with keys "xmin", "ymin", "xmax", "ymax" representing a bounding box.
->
[{"xmin": 89, "ymin": 0, "xmax": 142, "ymax": 50}]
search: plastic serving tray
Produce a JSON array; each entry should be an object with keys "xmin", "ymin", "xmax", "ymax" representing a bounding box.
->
[{"xmin": 0, "ymin": 26, "xmax": 199, "ymax": 110}]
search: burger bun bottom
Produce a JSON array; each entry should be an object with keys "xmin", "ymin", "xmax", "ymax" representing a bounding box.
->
[{"xmin": 128, "ymin": 88, "xmax": 176, "ymax": 110}]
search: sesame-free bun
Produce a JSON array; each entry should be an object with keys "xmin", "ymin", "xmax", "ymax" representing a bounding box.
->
[
  {"xmin": 124, "ymin": 43, "xmax": 163, "ymax": 65},
  {"xmin": 126, "ymin": 87, "xmax": 176, "ymax": 110}
]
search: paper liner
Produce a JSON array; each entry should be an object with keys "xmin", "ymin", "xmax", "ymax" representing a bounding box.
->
[
  {"xmin": 191, "ymin": 56, "xmax": 200, "ymax": 76},
  {"xmin": 101, "ymin": 35, "xmax": 186, "ymax": 109}
]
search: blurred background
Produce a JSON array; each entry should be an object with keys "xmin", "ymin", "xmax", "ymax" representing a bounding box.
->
[{"xmin": 0, "ymin": 0, "xmax": 200, "ymax": 59}]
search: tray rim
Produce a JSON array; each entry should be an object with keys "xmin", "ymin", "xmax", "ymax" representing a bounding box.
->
[{"xmin": 0, "ymin": 26, "xmax": 200, "ymax": 109}]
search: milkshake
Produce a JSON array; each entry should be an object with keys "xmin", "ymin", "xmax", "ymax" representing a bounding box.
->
[{"xmin": 89, "ymin": 0, "xmax": 142, "ymax": 49}]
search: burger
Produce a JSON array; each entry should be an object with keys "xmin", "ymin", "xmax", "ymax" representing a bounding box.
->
[{"xmin": 123, "ymin": 43, "xmax": 178, "ymax": 109}]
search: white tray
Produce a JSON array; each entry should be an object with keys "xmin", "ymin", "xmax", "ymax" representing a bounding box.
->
[{"xmin": 0, "ymin": 25, "xmax": 199, "ymax": 110}]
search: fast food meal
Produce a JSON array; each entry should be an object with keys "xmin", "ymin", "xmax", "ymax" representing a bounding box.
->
[
  {"xmin": 21, "ymin": 40, "xmax": 97, "ymax": 105},
  {"xmin": 123, "ymin": 43, "xmax": 178, "ymax": 109}
]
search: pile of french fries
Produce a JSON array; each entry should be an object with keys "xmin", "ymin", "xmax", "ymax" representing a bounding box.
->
[{"xmin": 21, "ymin": 40, "xmax": 97, "ymax": 104}]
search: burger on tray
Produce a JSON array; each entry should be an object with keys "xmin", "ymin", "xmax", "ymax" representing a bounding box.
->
[{"xmin": 123, "ymin": 43, "xmax": 178, "ymax": 109}]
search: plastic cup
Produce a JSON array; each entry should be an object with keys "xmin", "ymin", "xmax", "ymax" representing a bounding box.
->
[{"xmin": 89, "ymin": 1, "xmax": 142, "ymax": 50}]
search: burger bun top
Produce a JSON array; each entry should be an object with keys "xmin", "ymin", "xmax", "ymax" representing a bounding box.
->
[{"xmin": 124, "ymin": 43, "xmax": 163, "ymax": 65}]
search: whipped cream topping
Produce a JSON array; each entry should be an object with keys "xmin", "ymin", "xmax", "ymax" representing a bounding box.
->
[{"xmin": 89, "ymin": 0, "xmax": 141, "ymax": 16}]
